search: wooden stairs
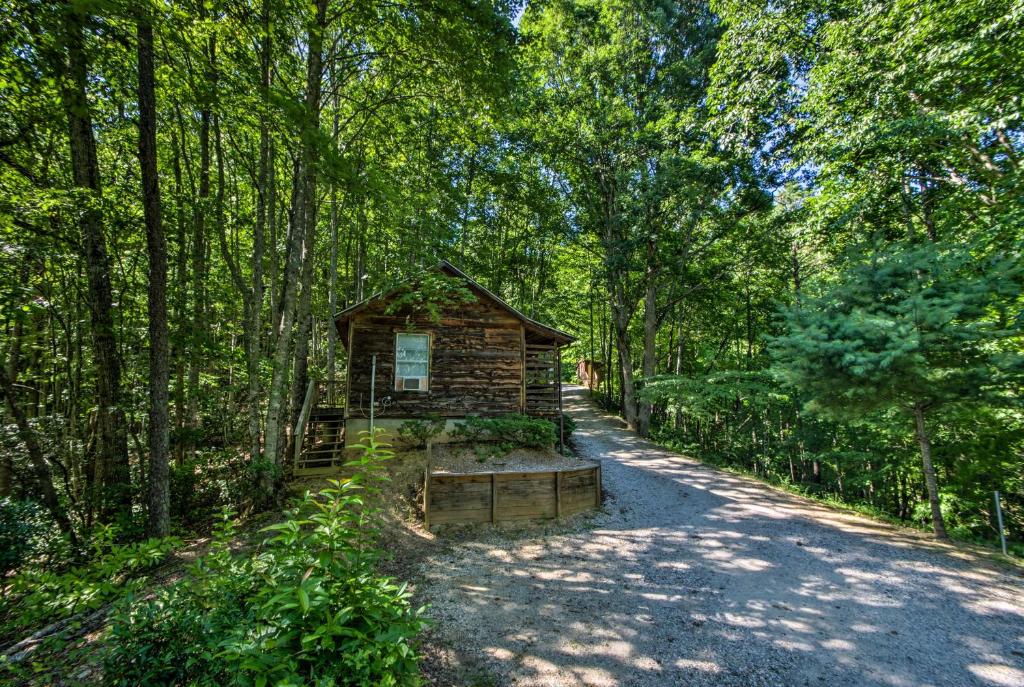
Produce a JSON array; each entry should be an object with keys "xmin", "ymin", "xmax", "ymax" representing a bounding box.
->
[{"xmin": 294, "ymin": 379, "xmax": 346, "ymax": 476}]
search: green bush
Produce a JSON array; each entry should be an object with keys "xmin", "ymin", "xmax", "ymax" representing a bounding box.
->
[
  {"xmin": 1, "ymin": 524, "xmax": 178, "ymax": 642},
  {"xmin": 0, "ymin": 498, "xmax": 64, "ymax": 576},
  {"xmin": 170, "ymin": 451, "xmax": 281, "ymax": 531},
  {"xmin": 556, "ymin": 413, "xmax": 576, "ymax": 442},
  {"xmin": 105, "ymin": 433, "xmax": 425, "ymax": 687},
  {"xmin": 398, "ymin": 415, "xmax": 446, "ymax": 448},
  {"xmin": 452, "ymin": 414, "xmax": 557, "ymax": 449}
]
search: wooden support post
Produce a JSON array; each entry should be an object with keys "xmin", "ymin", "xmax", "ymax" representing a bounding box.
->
[
  {"xmin": 995, "ymin": 491, "xmax": 1007, "ymax": 556},
  {"xmin": 491, "ymin": 472, "xmax": 497, "ymax": 523},
  {"xmin": 520, "ymin": 325, "xmax": 526, "ymax": 413},
  {"xmin": 555, "ymin": 470, "xmax": 562, "ymax": 518},
  {"xmin": 556, "ymin": 343, "xmax": 564, "ymax": 455},
  {"xmin": 423, "ymin": 467, "xmax": 430, "ymax": 531}
]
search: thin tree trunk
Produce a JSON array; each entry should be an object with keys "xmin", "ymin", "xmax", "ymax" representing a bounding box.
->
[
  {"xmin": 248, "ymin": 0, "xmax": 271, "ymax": 461},
  {"xmin": 188, "ymin": 112, "xmax": 210, "ymax": 454},
  {"xmin": 289, "ymin": 210, "xmax": 317, "ymax": 447},
  {"xmin": 170, "ymin": 131, "xmax": 188, "ymax": 466},
  {"xmin": 326, "ymin": 60, "xmax": 340, "ymax": 383},
  {"xmin": 638, "ymin": 267, "xmax": 657, "ymax": 437},
  {"xmin": 613, "ymin": 312, "xmax": 637, "ymax": 429},
  {"xmin": 136, "ymin": 16, "xmax": 170, "ymax": 537},
  {"xmin": 188, "ymin": 19, "xmax": 215, "ymax": 456},
  {"xmin": 913, "ymin": 403, "xmax": 949, "ymax": 540},
  {"xmin": 263, "ymin": 0, "xmax": 326, "ymax": 471},
  {"xmin": 287, "ymin": 0, "xmax": 326, "ymax": 448},
  {"xmin": 0, "ymin": 308, "xmax": 21, "ymax": 499}
]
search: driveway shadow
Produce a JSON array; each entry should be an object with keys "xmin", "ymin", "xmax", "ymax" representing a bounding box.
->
[{"xmin": 417, "ymin": 386, "xmax": 1024, "ymax": 687}]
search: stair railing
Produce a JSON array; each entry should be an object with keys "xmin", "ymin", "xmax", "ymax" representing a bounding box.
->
[{"xmin": 293, "ymin": 379, "xmax": 318, "ymax": 468}]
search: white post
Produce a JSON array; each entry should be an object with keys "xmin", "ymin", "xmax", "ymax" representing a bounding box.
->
[
  {"xmin": 369, "ymin": 353, "xmax": 377, "ymax": 437},
  {"xmin": 995, "ymin": 491, "xmax": 1008, "ymax": 556}
]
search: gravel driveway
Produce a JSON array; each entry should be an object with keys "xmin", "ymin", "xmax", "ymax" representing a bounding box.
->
[{"xmin": 417, "ymin": 385, "xmax": 1024, "ymax": 687}]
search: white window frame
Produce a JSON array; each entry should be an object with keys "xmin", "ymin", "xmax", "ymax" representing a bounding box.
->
[{"xmin": 394, "ymin": 332, "xmax": 431, "ymax": 392}]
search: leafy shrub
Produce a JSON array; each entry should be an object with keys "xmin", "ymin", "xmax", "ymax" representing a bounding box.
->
[
  {"xmin": 0, "ymin": 498, "xmax": 64, "ymax": 576},
  {"xmin": 452, "ymin": 414, "xmax": 557, "ymax": 449},
  {"xmin": 398, "ymin": 415, "xmax": 446, "ymax": 448},
  {"xmin": 170, "ymin": 451, "xmax": 281, "ymax": 530},
  {"xmin": 556, "ymin": 413, "xmax": 576, "ymax": 442},
  {"xmin": 384, "ymin": 272, "xmax": 477, "ymax": 324},
  {"xmin": 1, "ymin": 524, "xmax": 178, "ymax": 641},
  {"xmin": 105, "ymin": 433, "xmax": 425, "ymax": 687}
]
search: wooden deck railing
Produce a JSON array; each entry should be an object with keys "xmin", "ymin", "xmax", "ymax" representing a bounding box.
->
[{"xmin": 316, "ymin": 379, "xmax": 346, "ymax": 409}]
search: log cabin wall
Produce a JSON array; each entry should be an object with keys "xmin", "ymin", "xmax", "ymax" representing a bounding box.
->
[{"xmin": 345, "ymin": 297, "xmax": 525, "ymax": 419}]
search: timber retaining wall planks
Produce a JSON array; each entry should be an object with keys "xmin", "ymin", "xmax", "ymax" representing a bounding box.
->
[{"xmin": 425, "ymin": 464, "xmax": 601, "ymax": 529}]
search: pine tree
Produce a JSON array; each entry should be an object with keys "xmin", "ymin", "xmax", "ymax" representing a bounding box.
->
[{"xmin": 771, "ymin": 242, "xmax": 1022, "ymax": 539}]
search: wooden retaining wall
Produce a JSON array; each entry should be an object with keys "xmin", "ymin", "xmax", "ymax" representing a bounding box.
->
[{"xmin": 424, "ymin": 464, "xmax": 601, "ymax": 529}]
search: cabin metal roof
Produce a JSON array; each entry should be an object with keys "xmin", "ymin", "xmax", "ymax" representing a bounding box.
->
[{"xmin": 333, "ymin": 260, "xmax": 575, "ymax": 345}]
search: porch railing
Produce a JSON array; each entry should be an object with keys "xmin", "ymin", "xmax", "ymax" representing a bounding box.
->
[{"xmin": 316, "ymin": 379, "xmax": 346, "ymax": 409}]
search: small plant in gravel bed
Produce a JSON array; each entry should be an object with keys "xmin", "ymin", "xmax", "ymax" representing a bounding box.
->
[
  {"xmin": 399, "ymin": 415, "xmax": 446, "ymax": 448},
  {"xmin": 452, "ymin": 414, "xmax": 556, "ymax": 449},
  {"xmin": 104, "ymin": 432, "xmax": 426, "ymax": 687}
]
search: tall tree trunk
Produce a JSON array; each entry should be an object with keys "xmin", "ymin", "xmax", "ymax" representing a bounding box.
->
[
  {"xmin": 325, "ymin": 60, "xmax": 340, "ymax": 383},
  {"xmin": 913, "ymin": 403, "xmax": 949, "ymax": 540},
  {"xmin": 603, "ymin": 299, "xmax": 613, "ymax": 408},
  {"xmin": 188, "ymin": 114, "xmax": 210, "ymax": 454},
  {"xmin": 248, "ymin": 0, "xmax": 271, "ymax": 461},
  {"xmin": 188, "ymin": 20, "xmax": 215, "ymax": 456},
  {"xmin": 638, "ymin": 264, "xmax": 657, "ymax": 437},
  {"xmin": 0, "ymin": 308, "xmax": 21, "ymax": 499},
  {"xmin": 326, "ymin": 184, "xmax": 339, "ymax": 380},
  {"xmin": 136, "ymin": 16, "xmax": 170, "ymax": 537},
  {"xmin": 57, "ymin": 3, "xmax": 129, "ymax": 521},
  {"xmin": 170, "ymin": 131, "xmax": 188, "ymax": 466},
  {"xmin": 287, "ymin": 0, "xmax": 327, "ymax": 450},
  {"xmin": 612, "ymin": 307, "xmax": 637, "ymax": 429},
  {"xmin": 263, "ymin": 0, "xmax": 326, "ymax": 471},
  {"xmin": 288, "ymin": 209, "xmax": 316, "ymax": 447}
]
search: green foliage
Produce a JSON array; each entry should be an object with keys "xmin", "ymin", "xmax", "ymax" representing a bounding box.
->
[
  {"xmin": 398, "ymin": 415, "xmax": 446, "ymax": 448},
  {"xmin": 1, "ymin": 525, "xmax": 178, "ymax": 642},
  {"xmin": 771, "ymin": 242, "xmax": 1022, "ymax": 418},
  {"xmin": 104, "ymin": 435, "xmax": 425, "ymax": 687},
  {"xmin": 170, "ymin": 452, "xmax": 283, "ymax": 531},
  {"xmin": 557, "ymin": 412, "xmax": 576, "ymax": 442},
  {"xmin": 385, "ymin": 273, "xmax": 477, "ymax": 325},
  {"xmin": 647, "ymin": 364, "xmax": 1024, "ymax": 546},
  {"xmin": 643, "ymin": 371, "xmax": 788, "ymax": 420},
  {"xmin": 0, "ymin": 498, "xmax": 64, "ymax": 576},
  {"xmin": 452, "ymin": 414, "xmax": 557, "ymax": 449}
]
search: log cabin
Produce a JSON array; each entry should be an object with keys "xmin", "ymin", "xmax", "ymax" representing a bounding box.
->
[{"xmin": 296, "ymin": 262, "xmax": 574, "ymax": 470}]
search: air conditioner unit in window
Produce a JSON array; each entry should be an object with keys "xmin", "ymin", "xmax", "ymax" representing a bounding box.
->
[{"xmin": 402, "ymin": 377, "xmax": 423, "ymax": 391}]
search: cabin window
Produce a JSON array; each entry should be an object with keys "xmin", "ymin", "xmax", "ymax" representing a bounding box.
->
[{"xmin": 395, "ymin": 332, "xmax": 430, "ymax": 391}]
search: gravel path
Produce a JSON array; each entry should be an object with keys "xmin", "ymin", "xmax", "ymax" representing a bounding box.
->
[{"xmin": 418, "ymin": 386, "xmax": 1024, "ymax": 687}]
